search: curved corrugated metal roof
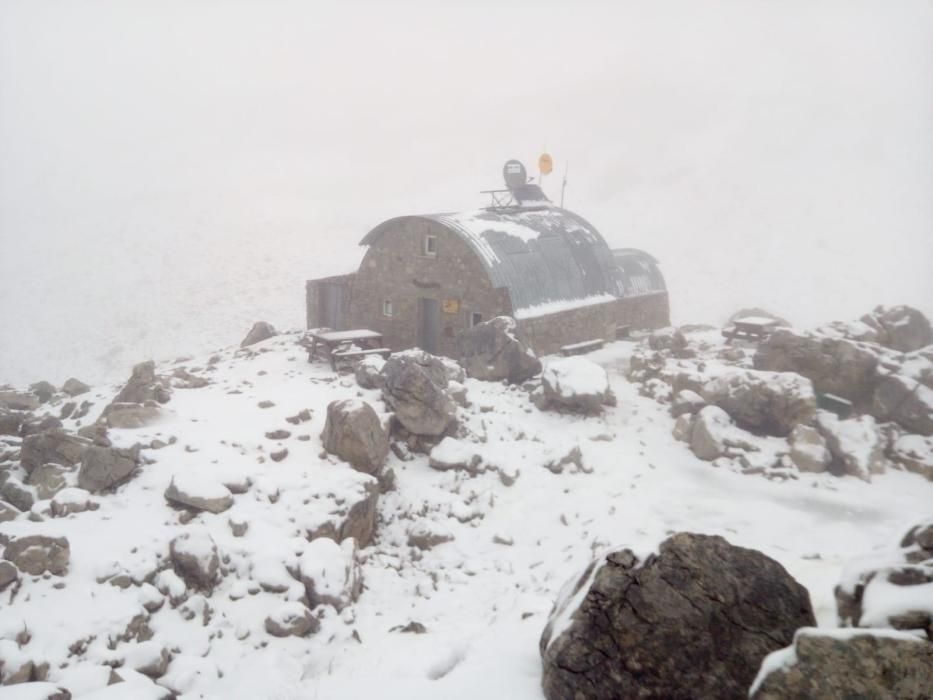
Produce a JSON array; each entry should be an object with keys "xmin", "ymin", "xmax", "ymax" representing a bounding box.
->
[{"xmin": 360, "ymin": 205, "xmax": 624, "ymax": 313}]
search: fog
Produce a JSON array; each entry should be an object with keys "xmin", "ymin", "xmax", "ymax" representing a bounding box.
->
[{"xmin": 1, "ymin": 0, "xmax": 931, "ymax": 386}]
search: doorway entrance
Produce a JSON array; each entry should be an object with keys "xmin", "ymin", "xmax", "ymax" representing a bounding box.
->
[{"xmin": 418, "ymin": 298, "xmax": 439, "ymax": 354}]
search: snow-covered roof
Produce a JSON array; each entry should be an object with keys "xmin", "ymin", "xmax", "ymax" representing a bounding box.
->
[{"xmin": 360, "ymin": 205, "xmax": 625, "ymax": 314}]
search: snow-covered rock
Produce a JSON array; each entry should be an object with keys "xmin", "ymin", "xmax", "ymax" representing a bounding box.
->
[
  {"xmin": 169, "ymin": 531, "xmax": 220, "ymax": 591},
  {"xmin": 382, "ymin": 351, "xmax": 457, "ymax": 437},
  {"xmin": 860, "ymin": 304, "xmax": 933, "ymax": 353},
  {"xmin": 264, "ymin": 602, "xmax": 318, "ymax": 638},
  {"xmin": 78, "ymin": 445, "xmax": 138, "ymax": 493},
  {"xmin": 3, "ymin": 535, "xmax": 69, "ymax": 576},
  {"xmin": 689, "ymin": 406, "xmax": 757, "ymax": 461},
  {"xmin": 891, "ymin": 434, "xmax": 933, "ymax": 481},
  {"xmin": 817, "ymin": 413, "xmax": 886, "ymax": 481},
  {"xmin": 354, "ymin": 354, "xmax": 386, "ymax": 390},
  {"xmin": 701, "ymin": 368, "xmax": 816, "ymax": 436},
  {"xmin": 297, "ymin": 537, "xmax": 361, "ymax": 611},
  {"xmin": 872, "ymin": 373, "xmax": 933, "ymax": 436},
  {"xmin": 788, "ymin": 425, "xmax": 831, "ymax": 473},
  {"xmin": 428, "ymin": 437, "xmax": 482, "ymax": 474},
  {"xmin": 540, "ymin": 357, "xmax": 613, "ymax": 415},
  {"xmin": 458, "ymin": 316, "xmax": 542, "ymax": 384},
  {"xmin": 20, "ymin": 430, "xmax": 90, "ymax": 477},
  {"xmin": 239, "ymin": 321, "xmax": 277, "ymax": 348},
  {"xmin": 320, "ymin": 399, "xmax": 389, "ymax": 475},
  {"xmin": 164, "ymin": 473, "xmax": 233, "ymax": 514}
]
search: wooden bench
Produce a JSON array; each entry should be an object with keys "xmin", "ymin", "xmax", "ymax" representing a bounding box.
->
[
  {"xmin": 331, "ymin": 346, "xmax": 392, "ymax": 371},
  {"xmin": 560, "ymin": 338, "xmax": 605, "ymax": 356}
]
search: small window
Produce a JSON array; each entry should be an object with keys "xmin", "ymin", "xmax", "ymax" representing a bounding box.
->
[
  {"xmin": 423, "ymin": 235, "xmax": 437, "ymax": 257},
  {"xmin": 471, "ymin": 312, "xmax": 483, "ymax": 327},
  {"xmin": 382, "ymin": 300, "xmax": 394, "ymax": 317}
]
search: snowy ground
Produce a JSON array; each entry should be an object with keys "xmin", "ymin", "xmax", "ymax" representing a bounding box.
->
[{"xmin": 1, "ymin": 333, "xmax": 931, "ymax": 699}]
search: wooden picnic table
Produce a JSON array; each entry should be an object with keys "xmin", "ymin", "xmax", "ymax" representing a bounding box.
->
[
  {"xmin": 722, "ymin": 316, "xmax": 780, "ymax": 343},
  {"xmin": 305, "ymin": 328, "xmax": 390, "ymax": 370}
]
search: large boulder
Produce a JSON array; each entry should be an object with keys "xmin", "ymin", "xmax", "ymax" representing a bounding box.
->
[
  {"xmin": 750, "ymin": 629, "xmax": 933, "ymax": 700},
  {"xmin": 861, "ymin": 305, "xmax": 933, "ymax": 353},
  {"xmin": 78, "ymin": 445, "xmax": 139, "ymax": 493},
  {"xmin": 871, "ymin": 373, "xmax": 933, "ymax": 436},
  {"xmin": 835, "ymin": 518, "xmax": 933, "ymax": 639},
  {"xmin": 539, "ymin": 533, "xmax": 815, "ymax": 700},
  {"xmin": 3, "ymin": 535, "xmax": 70, "ymax": 576},
  {"xmin": 29, "ymin": 381, "xmax": 57, "ymax": 404},
  {"xmin": 540, "ymin": 357, "xmax": 614, "ymax": 415},
  {"xmin": 701, "ymin": 369, "xmax": 816, "ymax": 436},
  {"xmin": 0, "ymin": 391, "xmax": 40, "ymax": 411},
  {"xmin": 320, "ymin": 399, "xmax": 389, "ymax": 475},
  {"xmin": 755, "ymin": 329, "xmax": 880, "ymax": 410},
  {"xmin": 689, "ymin": 406, "xmax": 758, "ymax": 461},
  {"xmin": 61, "ymin": 377, "xmax": 90, "ymax": 397},
  {"xmin": 817, "ymin": 413, "xmax": 886, "ymax": 482},
  {"xmin": 169, "ymin": 531, "xmax": 220, "ymax": 591},
  {"xmin": 382, "ymin": 353, "xmax": 457, "ymax": 437},
  {"xmin": 164, "ymin": 474, "xmax": 233, "ymax": 514},
  {"xmin": 458, "ymin": 316, "xmax": 541, "ymax": 384},
  {"xmin": 112, "ymin": 361, "xmax": 171, "ymax": 405},
  {"xmin": 240, "ymin": 321, "xmax": 278, "ymax": 348},
  {"xmin": 20, "ymin": 430, "xmax": 92, "ymax": 477}
]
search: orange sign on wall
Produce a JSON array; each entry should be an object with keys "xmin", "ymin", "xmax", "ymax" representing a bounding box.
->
[{"xmin": 442, "ymin": 299, "xmax": 460, "ymax": 314}]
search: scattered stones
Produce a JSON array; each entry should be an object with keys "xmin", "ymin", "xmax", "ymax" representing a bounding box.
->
[
  {"xmin": 285, "ymin": 409, "xmax": 312, "ymax": 425},
  {"xmin": 257, "ymin": 400, "xmax": 275, "ymax": 409},
  {"xmin": 3, "ymin": 535, "xmax": 70, "ymax": 576},
  {"xmin": 320, "ymin": 399, "xmax": 389, "ymax": 475},
  {"xmin": 62, "ymin": 377, "xmax": 91, "ymax": 397},
  {"xmin": 164, "ymin": 474, "xmax": 233, "ymax": 514},
  {"xmin": 750, "ymin": 629, "xmax": 933, "ymax": 700},
  {"xmin": 78, "ymin": 445, "xmax": 139, "ymax": 493},
  {"xmin": 407, "ymin": 521, "xmax": 455, "ymax": 550},
  {"xmin": 701, "ymin": 369, "xmax": 816, "ymax": 436},
  {"xmin": 240, "ymin": 321, "xmax": 278, "ymax": 348},
  {"xmin": 458, "ymin": 316, "xmax": 542, "ymax": 384},
  {"xmin": 788, "ymin": 424, "xmax": 831, "ymax": 473},
  {"xmin": 540, "ymin": 532, "xmax": 815, "ymax": 700},
  {"xmin": 382, "ymin": 353, "xmax": 457, "ymax": 437},
  {"xmin": 169, "ymin": 531, "xmax": 220, "ymax": 591},
  {"xmin": 540, "ymin": 357, "xmax": 614, "ymax": 415},
  {"xmin": 264, "ymin": 602, "xmax": 318, "ymax": 638}
]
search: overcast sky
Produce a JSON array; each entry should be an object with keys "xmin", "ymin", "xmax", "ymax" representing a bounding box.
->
[{"xmin": 1, "ymin": 0, "xmax": 932, "ymax": 385}]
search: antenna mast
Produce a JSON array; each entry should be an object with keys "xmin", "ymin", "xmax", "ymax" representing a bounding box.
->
[{"xmin": 560, "ymin": 161, "xmax": 569, "ymax": 208}]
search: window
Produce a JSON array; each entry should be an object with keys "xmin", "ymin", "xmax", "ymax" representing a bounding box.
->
[
  {"xmin": 423, "ymin": 235, "xmax": 437, "ymax": 257},
  {"xmin": 471, "ymin": 312, "xmax": 483, "ymax": 327},
  {"xmin": 382, "ymin": 300, "xmax": 394, "ymax": 317}
]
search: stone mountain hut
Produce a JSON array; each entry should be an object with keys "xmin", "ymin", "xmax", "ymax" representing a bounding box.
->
[{"xmin": 306, "ymin": 161, "xmax": 670, "ymax": 358}]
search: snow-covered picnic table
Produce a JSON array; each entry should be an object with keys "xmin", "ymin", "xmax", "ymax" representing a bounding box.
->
[
  {"xmin": 722, "ymin": 316, "xmax": 780, "ymax": 343},
  {"xmin": 305, "ymin": 328, "xmax": 390, "ymax": 370}
]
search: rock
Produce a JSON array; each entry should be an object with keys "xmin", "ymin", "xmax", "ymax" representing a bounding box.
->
[
  {"xmin": 835, "ymin": 518, "xmax": 933, "ymax": 638},
  {"xmin": 121, "ymin": 641, "xmax": 171, "ymax": 678},
  {"xmin": 407, "ymin": 521, "xmax": 455, "ymax": 550},
  {"xmin": 76, "ymin": 423, "xmax": 110, "ymax": 447},
  {"xmin": 1, "ymin": 478, "xmax": 35, "ymax": 512},
  {"xmin": 672, "ymin": 413, "xmax": 695, "ymax": 442},
  {"xmin": 265, "ymin": 429, "xmax": 290, "ymax": 440},
  {"xmin": 0, "ymin": 561, "xmax": 19, "ymax": 590},
  {"xmin": 540, "ymin": 533, "xmax": 815, "ymax": 700},
  {"xmin": 0, "ymin": 683, "xmax": 71, "ymax": 699},
  {"xmin": 28, "ymin": 381, "xmax": 56, "ymax": 404},
  {"xmin": 20, "ymin": 416, "xmax": 63, "ymax": 437},
  {"xmin": 788, "ymin": 425, "xmax": 830, "ymax": 473},
  {"xmin": 671, "ymin": 389, "xmax": 705, "ymax": 418},
  {"xmin": 689, "ymin": 406, "xmax": 757, "ymax": 461},
  {"xmin": 648, "ymin": 327, "xmax": 687, "ymax": 353},
  {"xmin": 817, "ymin": 413, "xmax": 886, "ymax": 481},
  {"xmin": 307, "ymin": 477, "xmax": 380, "ymax": 548},
  {"xmin": 240, "ymin": 321, "xmax": 277, "ymax": 347},
  {"xmin": 427, "ymin": 437, "xmax": 482, "ymax": 474},
  {"xmin": 112, "ymin": 360, "xmax": 170, "ymax": 405},
  {"xmin": 382, "ymin": 353, "xmax": 457, "ymax": 437},
  {"xmin": 701, "ymin": 369, "xmax": 816, "ymax": 436},
  {"xmin": 540, "ymin": 357, "xmax": 613, "ymax": 415},
  {"xmin": 264, "ymin": 602, "xmax": 319, "ymax": 638},
  {"xmin": 0, "ymin": 391, "xmax": 40, "ymax": 411},
  {"xmin": 749, "ymin": 629, "xmax": 933, "ymax": 700},
  {"xmin": 890, "ymin": 434, "xmax": 933, "ymax": 481},
  {"xmin": 0, "ymin": 502, "xmax": 22, "ymax": 523},
  {"xmin": 755, "ymin": 329, "xmax": 880, "ymax": 410},
  {"xmin": 62, "ymin": 378, "xmax": 91, "ymax": 397},
  {"xmin": 458, "ymin": 316, "xmax": 542, "ymax": 384},
  {"xmin": 164, "ymin": 474, "xmax": 233, "ymax": 514},
  {"xmin": 354, "ymin": 355, "xmax": 386, "ymax": 390},
  {"xmin": 78, "ymin": 445, "xmax": 138, "ymax": 493},
  {"xmin": 169, "ymin": 531, "xmax": 220, "ymax": 591},
  {"xmin": 542, "ymin": 445, "xmax": 584, "ymax": 475},
  {"xmin": 0, "ymin": 410, "xmax": 25, "ymax": 437},
  {"xmin": 50, "ymin": 488, "xmax": 98, "ymax": 517},
  {"xmin": 20, "ymin": 430, "xmax": 91, "ymax": 476},
  {"xmin": 3, "ymin": 535, "xmax": 70, "ymax": 576},
  {"xmin": 297, "ymin": 537, "xmax": 362, "ymax": 611},
  {"xmin": 104, "ymin": 402, "xmax": 162, "ymax": 429},
  {"xmin": 27, "ymin": 463, "xmax": 73, "ymax": 500},
  {"xmin": 320, "ymin": 399, "xmax": 389, "ymax": 475},
  {"xmin": 861, "ymin": 304, "xmax": 933, "ymax": 352},
  {"xmin": 871, "ymin": 373, "xmax": 933, "ymax": 436},
  {"xmin": 270, "ymin": 448, "xmax": 288, "ymax": 462}
]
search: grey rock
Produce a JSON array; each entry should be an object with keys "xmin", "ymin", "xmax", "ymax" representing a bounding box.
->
[
  {"xmin": 164, "ymin": 477, "xmax": 233, "ymax": 514},
  {"xmin": 755, "ymin": 329, "xmax": 881, "ymax": 410},
  {"xmin": 78, "ymin": 445, "xmax": 139, "ymax": 493},
  {"xmin": 29, "ymin": 381, "xmax": 57, "ymax": 404},
  {"xmin": 104, "ymin": 402, "xmax": 162, "ymax": 429},
  {"xmin": 20, "ymin": 415, "xmax": 63, "ymax": 437},
  {"xmin": 0, "ymin": 501, "xmax": 22, "ymax": 523},
  {"xmin": 1, "ymin": 477, "xmax": 35, "ymax": 512},
  {"xmin": 306, "ymin": 477, "xmax": 379, "ymax": 547},
  {"xmin": 0, "ymin": 410, "xmax": 25, "ymax": 437},
  {"xmin": 382, "ymin": 353, "xmax": 457, "ymax": 437},
  {"xmin": 320, "ymin": 399, "xmax": 389, "ymax": 475},
  {"xmin": 458, "ymin": 316, "xmax": 542, "ymax": 384},
  {"xmin": 671, "ymin": 389, "xmax": 705, "ymax": 418},
  {"xmin": 21, "ymin": 429, "xmax": 91, "ymax": 476},
  {"xmin": 3, "ymin": 535, "xmax": 70, "ymax": 576},
  {"xmin": 0, "ymin": 391, "xmax": 40, "ymax": 411},
  {"xmin": 749, "ymin": 630, "xmax": 933, "ymax": 700},
  {"xmin": 701, "ymin": 369, "xmax": 816, "ymax": 437},
  {"xmin": 298, "ymin": 538, "xmax": 362, "ymax": 611},
  {"xmin": 871, "ymin": 373, "xmax": 933, "ymax": 436},
  {"xmin": 170, "ymin": 531, "xmax": 220, "ymax": 591},
  {"xmin": 62, "ymin": 377, "xmax": 91, "ymax": 397},
  {"xmin": 540, "ymin": 357, "xmax": 613, "ymax": 415},
  {"xmin": 672, "ymin": 413, "xmax": 695, "ymax": 442},
  {"xmin": 0, "ymin": 560, "xmax": 18, "ymax": 590},
  {"xmin": 861, "ymin": 304, "xmax": 933, "ymax": 353},
  {"xmin": 354, "ymin": 355, "xmax": 386, "ymax": 390},
  {"xmin": 240, "ymin": 321, "xmax": 278, "ymax": 347},
  {"xmin": 540, "ymin": 532, "xmax": 815, "ymax": 700},
  {"xmin": 264, "ymin": 604, "xmax": 319, "ymax": 638},
  {"xmin": 28, "ymin": 463, "xmax": 73, "ymax": 500},
  {"xmin": 890, "ymin": 434, "xmax": 933, "ymax": 481},
  {"xmin": 112, "ymin": 360, "xmax": 171, "ymax": 405},
  {"xmin": 0, "ymin": 683, "xmax": 70, "ymax": 699},
  {"xmin": 788, "ymin": 425, "xmax": 830, "ymax": 473},
  {"xmin": 689, "ymin": 405, "xmax": 758, "ymax": 461},
  {"xmin": 817, "ymin": 414, "xmax": 886, "ymax": 481}
]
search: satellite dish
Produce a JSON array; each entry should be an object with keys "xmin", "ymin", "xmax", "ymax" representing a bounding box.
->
[{"xmin": 502, "ymin": 160, "xmax": 527, "ymax": 189}]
